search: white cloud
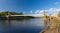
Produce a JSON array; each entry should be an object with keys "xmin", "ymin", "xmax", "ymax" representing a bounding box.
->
[
  {"xmin": 35, "ymin": 10, "xmax": 40, "ymax": 14},
  {"xmin": 49, "ymin": 8, "xmax": 53, "ymax": 11},
  {"xmin": 35, "ymin": 10, "xmax": 44, "ymax": 14},
  {"xmin": 55, "ymin": 2, "xmax": 59, "ymax": 5},
  {"xmin": 29, "ymin": 8, "xmax": 60, "ymax": 17},
  {"xmin": 56, "ymin": 9, "xmax": 60, "ymax": 11},
  {"xmin": 39, "ymin": 10, "xmax": 44, "ymax": 14},
  {"xmin": 35, "ymin": 8, "xmax": 60, "ymax": 15},
  {"xmin": 30, "ymin": 8, "xmax": 60, "ymax": 16},
  {"xmin": 40, "ymin": 10, "xmax": 43, "ymax": 13},
  {"xmin": 44, "ymin": 8, "xmax": 60, "ymax": 15},
  {"xmin": 30, "ymin": 10, "xmax": 33, "ymax": 13},
  {"xmin": 54, "ymin": 2, "xmax": 60, "ymax": 6}
]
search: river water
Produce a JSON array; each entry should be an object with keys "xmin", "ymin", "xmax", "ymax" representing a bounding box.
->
[{"xmin": 0, "ymin": 18, "xmax": 44, "ymax": 33}]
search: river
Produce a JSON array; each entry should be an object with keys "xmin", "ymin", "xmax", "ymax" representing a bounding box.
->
[{"xmin": 0, "ymin": 17, "xmax": 44, "ymax": 33}]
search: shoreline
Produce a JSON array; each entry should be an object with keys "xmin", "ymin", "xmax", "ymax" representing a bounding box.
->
[{"xmin": 0, "ymin": 16, "xmax": 35, "ymax": 20}]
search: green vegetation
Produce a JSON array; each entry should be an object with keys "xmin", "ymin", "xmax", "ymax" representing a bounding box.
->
[
  {"xmin": 0, "ymin": 11, "xmax": 34, "ymax": 20},
  {"xmin": 0, "ymin": 11, "xmax": 23, "ymax": 16}
]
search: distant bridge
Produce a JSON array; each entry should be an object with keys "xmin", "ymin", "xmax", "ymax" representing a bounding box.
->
[{"xmin": 6, "ymin": 14, "xmax": 43, "ymax": 17}]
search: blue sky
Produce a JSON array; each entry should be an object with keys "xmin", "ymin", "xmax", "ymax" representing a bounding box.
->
[{"xmin": 0, "ymin": 0, "xmax": 60, "ymax": 14}]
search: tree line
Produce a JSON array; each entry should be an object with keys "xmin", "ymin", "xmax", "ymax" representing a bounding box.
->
[{"xmin": 0, "ymin": 11, "xmax": 24, "ymax": 16}]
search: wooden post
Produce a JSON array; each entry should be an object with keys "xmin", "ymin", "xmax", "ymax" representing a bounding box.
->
[
  {"xmin": 49, "ymin": 14, "xmax": 51, "ymax": 28},
  {"xmin": 43, "ymin": 10, "xmax": 47, "ymax": 30}
]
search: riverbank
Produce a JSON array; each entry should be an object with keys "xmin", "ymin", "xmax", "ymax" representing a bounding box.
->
[{"xmin": 0, "ymin": 16, "xmax": 35, "ymax": 20}]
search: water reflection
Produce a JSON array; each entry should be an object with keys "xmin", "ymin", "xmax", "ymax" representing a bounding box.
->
[{"xmin": 0, "ymin": 18, "xmax": 44, "ymax": 33}]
